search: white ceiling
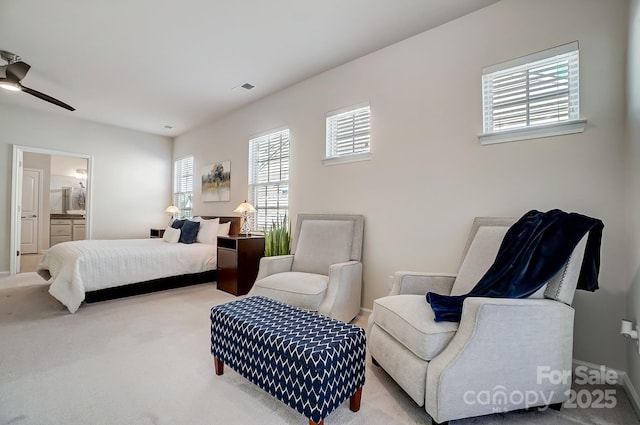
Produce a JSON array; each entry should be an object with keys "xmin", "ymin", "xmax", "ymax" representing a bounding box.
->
[{"xmin": 0, "ymin": 0, "xmax": 499, "ymax": 137}]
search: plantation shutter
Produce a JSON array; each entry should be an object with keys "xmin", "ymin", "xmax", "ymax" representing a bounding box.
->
[
  {"xmin": 248, "ymin": 129, "xmax": 290, "ymax": 231},
  {"xmin": 482, "ymin": 41, "xmax": 579, "ymax": 134},
  {"xmin": 173, "ymin": 156, "xmax": 193, "ymax": 218},
  {"xmin": 326, "ymin": 104, "xmax": 371, "ymax": 158}
]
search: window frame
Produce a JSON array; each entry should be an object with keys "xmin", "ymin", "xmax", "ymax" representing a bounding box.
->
[
  {"xmin": 173, "ymin": 155, "xmax": 194, "ymax": 219},
  {"xmin": 248, "ymin": 128, "xmax": 290, "ymax": 232},
  {"xmin": 479, "ymin": 41, "xmax": 586, "ymax": 145},
  {"xmin": 324, "ymin": 102, "xmax": 372, "ymax": 165}
]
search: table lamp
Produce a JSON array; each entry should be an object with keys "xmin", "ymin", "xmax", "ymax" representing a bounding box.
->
[
  {"xmin": 233, "ymin": 201, "xmax": 256, "ymax": 236},
  {"xmin": 165, "ymin": 205, "xmax": 180, "ymax": 225}
]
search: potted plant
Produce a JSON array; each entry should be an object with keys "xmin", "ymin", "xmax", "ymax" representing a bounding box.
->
[{"xmin": 264, "ymin": 214, "xmax": 291, "ymax": 256}]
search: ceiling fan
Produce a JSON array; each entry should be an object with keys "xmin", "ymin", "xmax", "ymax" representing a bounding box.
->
[{"xmin": 0, "ymin": 49, "xmax": 75, "ymax": 111}]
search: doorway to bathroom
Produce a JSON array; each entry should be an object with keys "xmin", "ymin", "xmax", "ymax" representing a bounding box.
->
[{"xmin": 10, "ymin": 145, "xmax": 92, "ymax": 275}]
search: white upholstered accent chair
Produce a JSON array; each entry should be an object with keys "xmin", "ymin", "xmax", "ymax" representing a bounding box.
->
[
  {"xmin": 249, "ymin": 214, "xmax": 364, "ymax": 323},
  {"xmin": 367, "ymin": 217, "xmax": 589, "ymax": 425}
]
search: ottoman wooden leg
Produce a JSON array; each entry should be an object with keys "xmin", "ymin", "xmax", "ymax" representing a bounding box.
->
[
  {"xmin": 309, "ymin": 420, "xmax": 324, "ymax": 425},
  {"xmin": 350, "ymin": 387, "xmax": 363, "ymax": 412},
  {"xmin": 214, "ymin": 357, "xmax": 224, "ymax": 375}
]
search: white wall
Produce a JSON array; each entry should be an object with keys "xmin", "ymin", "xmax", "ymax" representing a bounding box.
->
[
  {"xmin": 175, "ymin": 0, "xmax": 628, "ymax": 369},
  {"xmin": 627, "ymin": 0, "xmax": 640, "ymax": 404},
  {"xmin": 50, "ymin": 155, "xmax": 88, "ymax": 177},
  {"xmin": 0, "ymin": 103, "xmax": 173, "ymax": 272}
]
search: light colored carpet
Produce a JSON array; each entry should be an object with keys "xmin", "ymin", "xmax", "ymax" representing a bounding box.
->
[{"xmin": 0, "ymin": 273, "xmax": 638, "ymax": 425}]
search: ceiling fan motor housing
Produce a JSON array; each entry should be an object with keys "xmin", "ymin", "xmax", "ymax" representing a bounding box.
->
[{"xmin": 0, "ymin": 48, "xmax": 75, "ymax": 111}]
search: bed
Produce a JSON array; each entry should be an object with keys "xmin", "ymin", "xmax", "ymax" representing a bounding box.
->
[{"xmin": 36, "ymin": 216, "xmax": 240, "ymax": 313}]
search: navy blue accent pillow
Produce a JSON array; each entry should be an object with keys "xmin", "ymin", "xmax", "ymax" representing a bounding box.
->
[
  {"xmin": 171, "ymin": 219, "xmax": 186, "ymax": 229},
  {"xmin": 179, "ymin": 220, "xmax": 200, "ymax": 244}
]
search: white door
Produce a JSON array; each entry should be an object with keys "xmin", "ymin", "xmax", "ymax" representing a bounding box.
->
[{"xmin": 21, "ymin": 169, "xmax": 41, "ymax": 254}]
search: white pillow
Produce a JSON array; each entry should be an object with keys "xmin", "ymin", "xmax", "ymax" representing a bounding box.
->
[
  {"xmin": 162, "ymin": 226, "xmax": 181, "ymax": 243},
  {"xmin": 218, "ymin": 221, "xmax": 231, "ymax": 236},
  {"xmin": 193, "ymin": 217, "xmax": 220, "ymax": 244}
]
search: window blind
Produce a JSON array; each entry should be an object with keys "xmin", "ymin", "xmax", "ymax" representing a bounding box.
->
[
  {"xmin": 326, "ymin": 105, "xmax": 371, "ymax": 158},
  {"xmin": 482, "ymin": 42, "xmax": 579, "ymax": 134},
  {"xmin": 173, "ymin": 155, "xmax": 193, "ymax": 218},
  {"xmin": 248, "ymin": 129, "xmax": 289, "ymax": 231}
]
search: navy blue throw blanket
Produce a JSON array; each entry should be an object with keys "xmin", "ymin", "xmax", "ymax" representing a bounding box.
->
[{"xmin": 426, "ymin": 209, "xmax": 603, "ymax": 322}]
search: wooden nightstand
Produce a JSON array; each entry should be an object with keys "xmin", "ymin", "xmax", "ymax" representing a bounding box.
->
[
  {"xmin": 150, "ymin": 228, "xmax": 165, "ymax": 238},
  {"xmin": 217, "ymin": 235, "xmax": 265, "ymax": 296}
]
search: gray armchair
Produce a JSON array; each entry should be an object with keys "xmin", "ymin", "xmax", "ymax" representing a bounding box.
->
[
  {"xmin": 249, "ymin": 214, "xmax": 364, "ymax": 323},
  {"xmin": 368, "ymin": 217, "xmax": 590, "ymax": 424}
]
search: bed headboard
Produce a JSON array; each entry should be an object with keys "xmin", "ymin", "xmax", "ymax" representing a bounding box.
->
[{"xmin": 200, "ymin": 216, "xmax": 241, "ymax": 236}]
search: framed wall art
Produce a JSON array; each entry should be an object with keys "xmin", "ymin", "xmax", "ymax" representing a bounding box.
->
[{"xmin": 202, "ymin": 161, "xmax": 230, "ymax": 202}]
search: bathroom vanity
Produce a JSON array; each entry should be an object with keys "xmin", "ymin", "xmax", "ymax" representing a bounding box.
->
[{"xmin": 50, "ymin": 214, "xmax": 86, "ymax": 246}]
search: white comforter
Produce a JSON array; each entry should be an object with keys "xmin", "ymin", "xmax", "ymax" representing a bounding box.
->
[{"xmin": 37, "ymin": 239, "xmax": 217, "ymax": 313}]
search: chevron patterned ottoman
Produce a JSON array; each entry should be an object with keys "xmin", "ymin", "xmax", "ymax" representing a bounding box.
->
[{"xmin": 210, "ymin": 296, "xmax": 366, "ymax": 425}]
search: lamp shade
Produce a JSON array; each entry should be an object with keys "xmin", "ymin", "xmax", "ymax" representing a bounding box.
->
[
  {"xmin": 165, "ymin": 205, "xmax": 180, "ymax": 214},
  {"xmin": 233, "ymin": 202, "xmax": 256, "ymax": 214}
]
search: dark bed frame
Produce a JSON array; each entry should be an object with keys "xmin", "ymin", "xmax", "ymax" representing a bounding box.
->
[{"xmin": 85, "ymin": 216, "xmax": 241, "ymax": 303}]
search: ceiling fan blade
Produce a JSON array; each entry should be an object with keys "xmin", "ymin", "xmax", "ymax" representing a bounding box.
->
[
  {"xmin": 6, "ymin": 61, "xmax": 30, "ymax": 81},
  {"xmin": 20, "ymin": 84, "xmax": 75, "ymax": 111}
]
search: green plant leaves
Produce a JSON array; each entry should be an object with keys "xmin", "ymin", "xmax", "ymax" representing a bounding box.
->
[{"xmin": 264, "ymin": 213, "xmax": 290, "ymax": 256}]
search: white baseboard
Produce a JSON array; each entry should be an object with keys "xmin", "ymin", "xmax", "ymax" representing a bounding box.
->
[
  {"xmin": 360, "ymin": 307, "xmax": 372, "ymax": 315},
  {"xmin": 0, "ymin": 271, "xmax": 10, "ymax": 278},
  {"xmin": 622, "ymin": 371, "xmax": 640, "ymax": 419},
  {"xmin": 573, "ymin": 358, "xmax": 640, "ymax": 418}
]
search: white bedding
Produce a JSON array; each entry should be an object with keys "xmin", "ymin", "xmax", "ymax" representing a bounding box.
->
[{"xmin": 37, "ymin": 239, "xmax": 217, "ymax": 313}]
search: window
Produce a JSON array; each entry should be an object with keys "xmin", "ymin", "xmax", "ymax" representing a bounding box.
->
[
  {"xmin": 173, "ymin": 155, "xmax": 193, "ymax": 219},
  {"xmin": 248, "ymin": 129, "xmax": 289, "ymax": 231},
  {"xmin": 324, "ymin": 103, "xmax": 371, "ymax": 165},
  {"xmin": 480, "ymin": 41, "xmax": 586, "ymax": 145}
]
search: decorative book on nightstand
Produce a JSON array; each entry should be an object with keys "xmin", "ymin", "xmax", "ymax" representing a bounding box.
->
[{"xmin": 217, "ymin": 235, "xmax": 265, "ymax": 296}]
